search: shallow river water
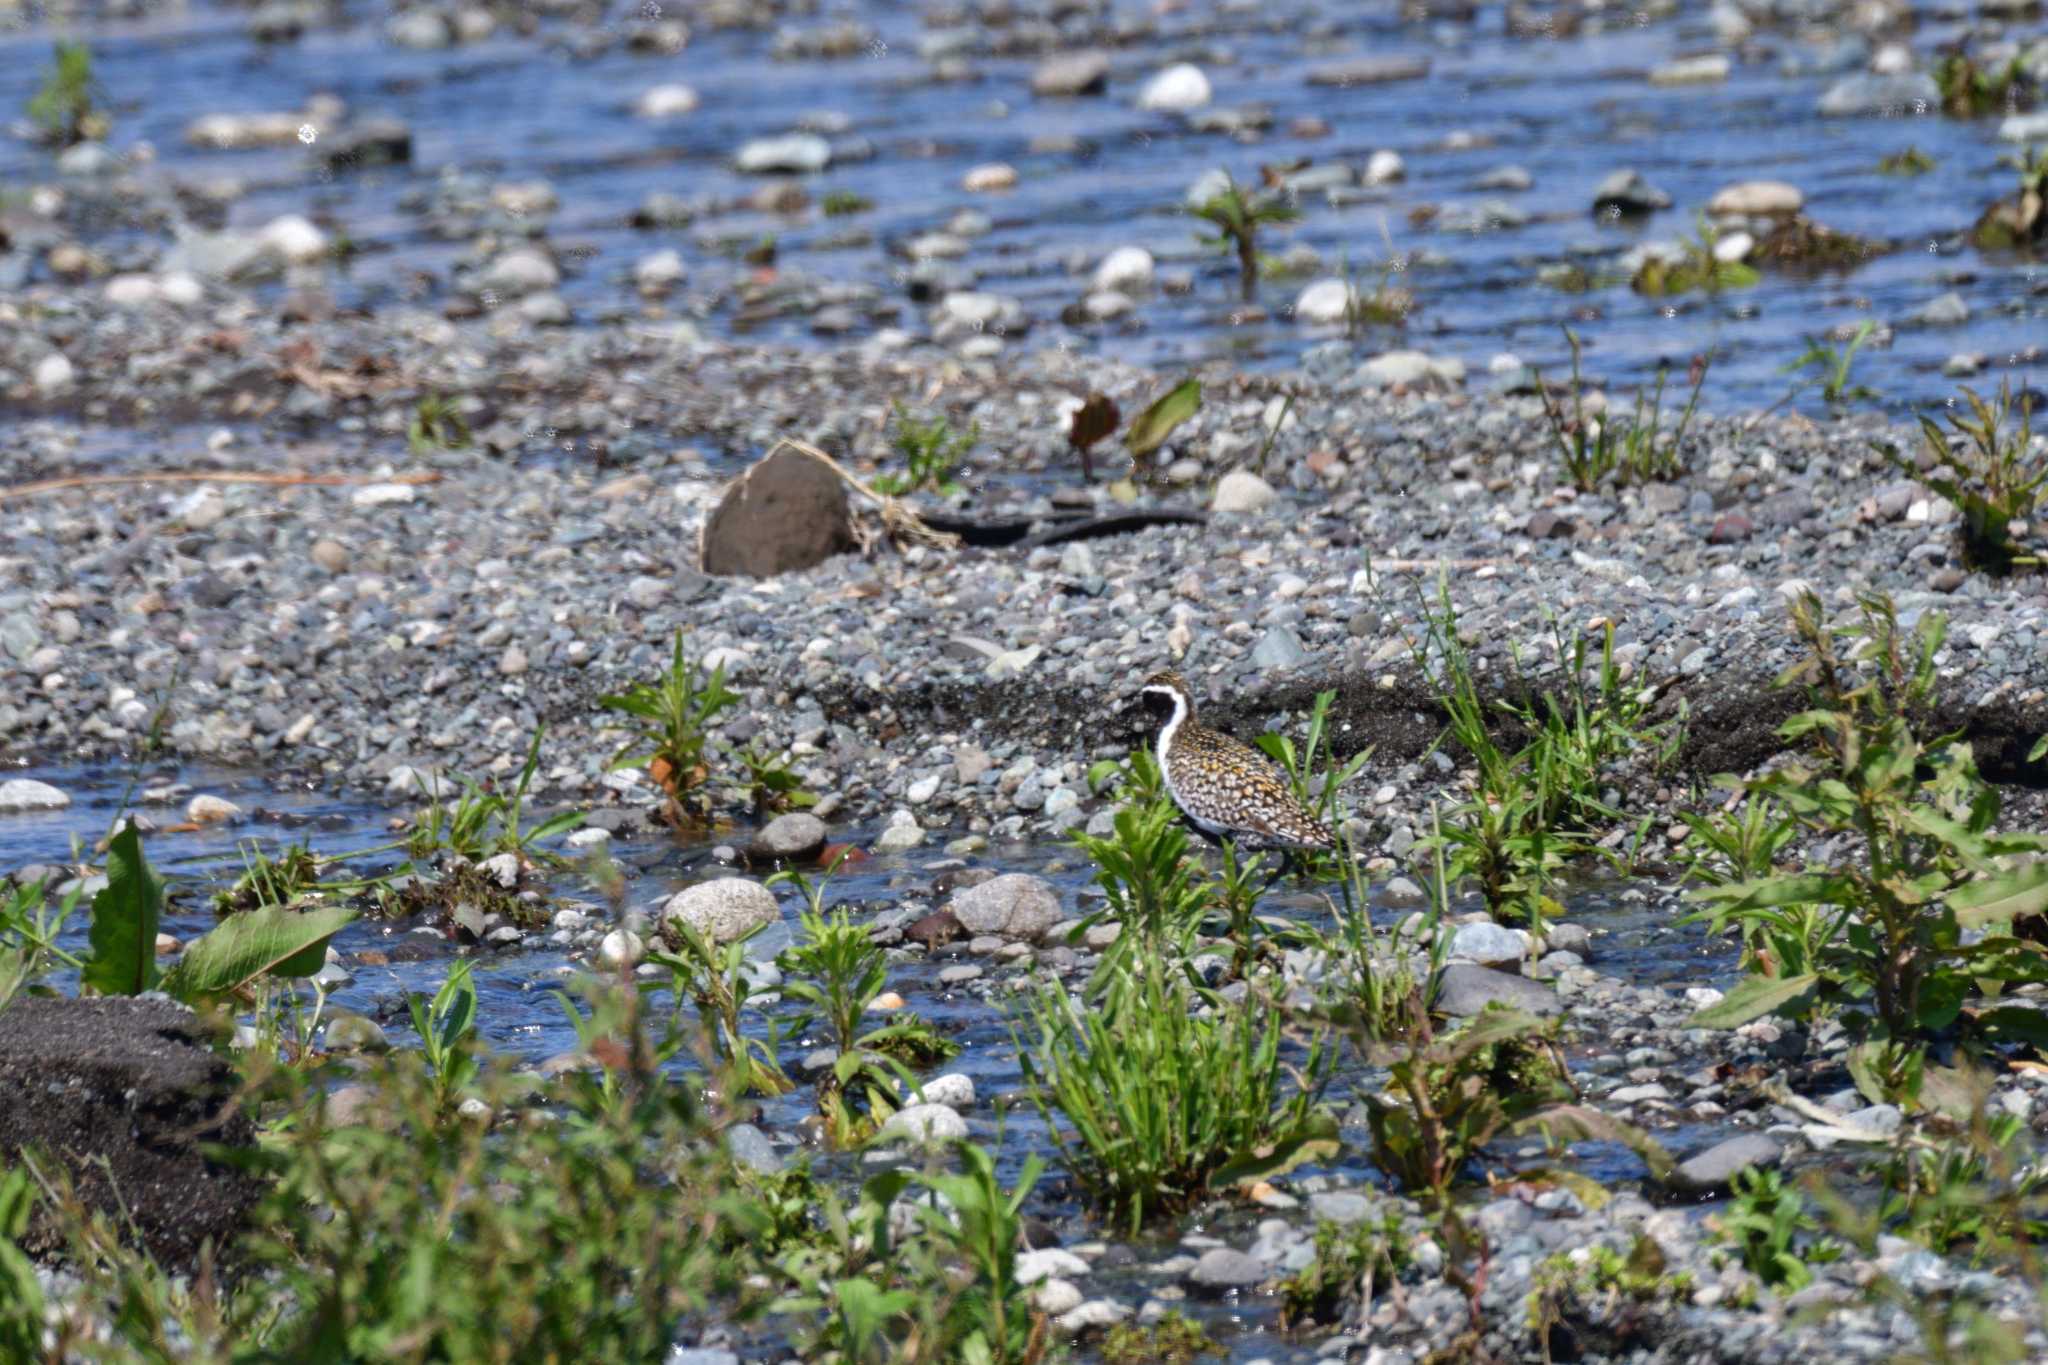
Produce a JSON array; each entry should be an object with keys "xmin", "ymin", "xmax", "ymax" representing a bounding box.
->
[
  {"xmin": 1, "ymin": 0, "xmax": 2044, "ymax": 426},
  {"xmin": 0, "ymin": 758, "xmax": 1751, "ymax": 1359}
]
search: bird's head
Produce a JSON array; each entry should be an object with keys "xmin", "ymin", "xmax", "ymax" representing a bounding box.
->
[{"xmin": 1134, "ymin": 670, "xmax": 1195, "ymax": 730}]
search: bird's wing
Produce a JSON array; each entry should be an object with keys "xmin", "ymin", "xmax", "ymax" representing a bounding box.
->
[{"xmin": 1210, "ymin": 732, "xmax": 1327, "ymax": 841}]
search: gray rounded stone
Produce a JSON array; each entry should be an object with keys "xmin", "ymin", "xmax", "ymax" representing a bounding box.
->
[
  {"xmin": 322, "ymin": 1012, "xmax": 390, "ymax": 1054},
  {"xmin": 746, "ymin": 812, "xmax": 828, "ymax": 863},
  {"xmin": 1187, "ymin": 1246, "xmax": 1266, "ymax": 1292},
  {"xmin": 1449, "ymin": 921, "xmax": 1529, "ymax": 969},
  {"xmin": 946, "ymin": 873, "xmax": 1062, "ymax": 942},
  {"xmin": 1435, "ymin": 963, "xmax": 1562, "ymax": 1017},
  {"xmin": 877, "ymin": 1102, "xmax": 968, "ymax": 1145},
  {"xmin": 0, "ymin": 779, "xmax": 71, "ymax": 812},
  {"xmin": 1668, "ymin": 1133, "xmax": 1784, "ymax": 1194},
  {"xmin": 662, "ymin": 878, "xmax": 780, "ymax": 945}
]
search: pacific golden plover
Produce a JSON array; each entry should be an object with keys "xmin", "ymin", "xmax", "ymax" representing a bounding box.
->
[{"xmin": 1136, "ymin": 669, "xmax": 1336, "ymax": 854}]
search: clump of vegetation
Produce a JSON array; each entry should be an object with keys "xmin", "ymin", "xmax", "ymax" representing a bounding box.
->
[
  {"xmin": 1934, "ymin": 50, "xmax": 2034, "ymax": 119},
  {"xmin": 1782, "ymin": 319, "xmax": 1879, "ymax": 406},
  {"xmin": 597, "ymin": 632, "xmax": 742, "ymax": 818},
  {"xmin": 1123, "ymin": 375, "xmax": 1202, "ymax": 481},
  {"xmin": 1878, "ymin": 147, "xmax": 1935, "ymax": 176},
  {"xmin": 1021, "ymin": 948, "xmax": 1336, "ymax": 1232},
  {"xmin": 212, "ymin": 840, "xmax": 325, "ymax": 913},
  {"xmin": 732, "ymin": 741, "xmax": 816, "ymax": 816},
  {"xmin": 1101, "ymin": 1310, "xmax": 1225, "ymax": 1362},
  {"xmin": 1409, "ymin": 585, "xmax": 1682, "ymax": 932},
  {"xmin": 408, "ymin": 393, "xmax": 471, "ymax": 454},
  {"xmin": 406, "ymin": 728, "xmax": 584, "ymax": 865},
  {"xmin": 1883, "ymin": 380, "xmax": 2045, "ymax": 575},
  {"xmin": 1631, "ymin": 217, "xmax": 1758, "ymax": 297},
  {"xmin": 772, "ymin": 857, "xmax": 957, "ymax": 1146},
  {"xmin": 873, "ymin": 402, "xmax": 975, "ymax": 496},
  {"xmin": 406, "ymin": 958, "xmax": 483, "ymax": 1112},
  {"xmin": 1751, "ymin": 216, "xmax": 1885, "ymax": 271},
  {"xmin": 1973, "ymin": 149, "xmax": 2048, "ymax": 252},
  {"xmin": 5, "ymin": 978, "xmax": 750, "ymax": 1360},
  {"xmin": 1874, "ymin": 1112, "xmax": 2048, "ymax": 1257},
  {"xmin": 1191, "ymin": 177, "xmax": 1301, "ymax": 301},
  {"xmin": 1362, "ymin": 1003, "xmax": 1645, "ymax": 1200},
  {"xmin": 821, "ymin": 189, "xmax": 873, "ymax": 216},
  {"xmin": 1277, "ymin": 1211, "xmax": 1408, "ymax": 1330},
  {"xmin": 1680, "ymin": 791, "xmax": 1797, "ymax": 892},
  {"xmin": 1685, "ymin": 593, "xmax": 2048, "ymax": 1107},
  {"xmin": 1711, "ymin": 1167, "xmax": 1839, "ymax": 1290},
  {"xmin": 769, "ymin": 1141, "xmax": 1053, "ymax": 1363},
  {"xmin": 1534, "ymin": 327, "xmax": 1707, "ymax": 490},
  {"xmin": 27, "ymin": 41, "xmax": 108, "ymax": 148},
  {"xmin": 1526, "ymin": 1235, "xmax": 1693, "ymax": 1361},
  {"xmin": 3, "ymin": 824, "xmax": 353, "ymax": 1015},
  {"xmin": 649, "ymin": 919, "xmax": 796, "ymax": 1098}
]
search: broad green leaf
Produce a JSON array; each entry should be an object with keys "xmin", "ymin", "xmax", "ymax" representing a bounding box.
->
[
  {"xmin": 1512, "ymin": 1103, "xmax": 1674, "ymax": 1183},
  {"xmin": 163, "ymin": 903, "xmax": 356, "ymax": 1006},
  {"xmin": 1125, "ymin": 377, "xmax": 1201, "ymax": 460},
  {"xmin": 1690, "ymin": 872, "xmax": 1855, "ymax": 915},
  {"xmin": 81, "ymin": 824, "xmax": 162, "ymax": 998},
  {"xmin": 433, "ymin": 960, "xmax": 478, "ymax": 1055},
  {"xmin": 1950, "ymin": 860, "xmax": 2048, "ymax": 927},
  {"xmin": 1971, "ymin": 1004, "xmax": 2048, "ymax": 1049},
  {"xmin": 1902, "ymin": 807, "xmax": 1990, "ymax": 860},
  {"xmin": 1688, "ymin": 972, "xmax": 1819, "ymax": 1029},
  {"xmin": 1916, "ymin": 1058, "xmax": 1993, "ymax": 1122},
  {"xmin": 1213, "ymin": 1112, "xmax": 1341, "ymax": 1189},
  {"xmin": 1433, "ymin": 1008, "xmax": 1547, "ymax": 1064}
]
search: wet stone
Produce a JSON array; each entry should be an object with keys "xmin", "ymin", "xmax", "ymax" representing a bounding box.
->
[{"xmin": 1435, "ymin": 964, "xmax": 1562, "ymax": 1017}]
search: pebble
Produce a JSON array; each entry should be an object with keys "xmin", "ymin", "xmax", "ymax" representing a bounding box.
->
[
  {"xmin": 963, "ymin": 163, "xmax": 1017, "ymax": 192},
  {"xmin": 1092, "ymin": 246, "xmax": 1155, "ymax": 294},
  {"xmin": 1668, "ymin": 1134, "xmax": 1784, "ymax": 1194},
  {"xmin": 34, "ymin": 354, "xmax": 75, "ymax": 394},
  {"xmin": 1187, "ymin": 1247, "xmax": 1266, "ymax": 1291},
  {"xmin": 746, "ymin": 812, "xmax": 828, "ymax": 863},
  {"xmin": 1212, "ymin": 470, "xmax": 1277, "ymax": 514},
  {"xmin": 1708, "ymin": 180, "xmax": 1803, "ymax": 217},
  {"xmin": 1032, "ymin": 51, "xmax": 1111, "ymax": 97},
  {"xmin": 599, "ymin": 928, "xmax": 644, "ymax": 967},
  {"xmin": 873, "ymin": 810, "xmax": 926, "ymax": 853},
  {"xmin": 1139, "ymin": 63, "xmax": 1211, "ymax": 113},
  {"xmin": 185, "ymin": 794, "xmax": 241, "ymax": 825},
  {"xmin": 1293, "ymin": 279, "xmax": 1355, "ymax": 325},
  {"xmin": 736, "ymin": 134, "xmax": 831, "ymax": 174},
  {"xmin": 877, "ymin": 1102, "xmax": 968, "ymax": 1145},
  {"xmin": 634, "ymin": 84, "xmax": 700, "ymax": 119},
  {"xmin": 0, "ymin": 780, "xmax": 72, "ymax": 812}
]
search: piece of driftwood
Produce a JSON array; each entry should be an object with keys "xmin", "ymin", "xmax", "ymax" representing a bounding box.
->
[{"xmin": 918, "ymin": 507, "xmax": 1209, "ymax": 550}]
